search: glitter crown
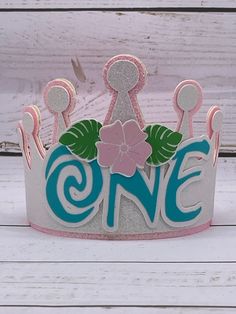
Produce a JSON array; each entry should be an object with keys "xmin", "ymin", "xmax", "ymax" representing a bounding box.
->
[{"xmin": 17, "ymin": 54, "xmax": 223, "ymax": 240}]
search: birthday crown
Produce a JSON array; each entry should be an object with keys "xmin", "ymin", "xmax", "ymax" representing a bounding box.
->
[{"xmin": 17, "ymin": 54, "xmax": 223, "ymax": 240}]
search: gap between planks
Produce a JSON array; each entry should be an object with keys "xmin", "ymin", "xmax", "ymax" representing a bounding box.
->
[
  {"xmin": 0, "ymin": 306, "xmax": 236, "ymax": 314},
  {"xmin": 1, "ymin": 0, "xmax": 236, "ymax": 9}
]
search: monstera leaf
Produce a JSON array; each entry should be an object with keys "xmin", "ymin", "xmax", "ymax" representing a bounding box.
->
[
  {"xmin": 59, "ymin": 119, "xmax": 102, "ymax": 161},
  {"xmin": 144, "ymin": 124, "xmax": 182, "ymax": 166}
]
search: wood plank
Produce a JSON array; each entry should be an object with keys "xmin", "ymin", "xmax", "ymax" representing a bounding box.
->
[
  {"xmin": 1, "ymin": 0, "xmax": 236, "ymax": 9},
  {"xmin": 0, "ymin": 12, "xmax": 236, "ymax": 152},
  {"xmin": 0, "ymin": 262, "xmax": 236, "ymax": 306},
  {"xmin": 0, "ymin": 157, "xmax": 27, "ymax": 225},
  {"xmin": 1, "ymin": 225, "xmax": 236, "ymax": 262},
  {"xmin": 1, "ymin": 157, "xmax": 235, "ymax": 226},
  {"xmin": 0, "ymin": 307, "xmax": 236, "ymax": 314}
]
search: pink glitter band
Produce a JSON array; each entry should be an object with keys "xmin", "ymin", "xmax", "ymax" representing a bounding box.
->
[{"xmin": 30, "ymin": 221, "xmax": 211, "ymax": 241}]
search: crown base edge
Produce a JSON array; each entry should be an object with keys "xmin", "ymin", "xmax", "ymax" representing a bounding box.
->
[{"xmin": 30, "ymin": 220, "xmax": 211, "ymax": 241}]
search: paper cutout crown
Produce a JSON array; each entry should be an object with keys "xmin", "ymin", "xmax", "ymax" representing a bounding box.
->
[{"xmin": 17, "ymin": 54, "xmax": 223, "ymax": 240}]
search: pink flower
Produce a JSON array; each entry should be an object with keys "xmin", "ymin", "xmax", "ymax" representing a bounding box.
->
[{"xmin": 96, "ymin": 120, "xmax": 152, "ymax": 177}]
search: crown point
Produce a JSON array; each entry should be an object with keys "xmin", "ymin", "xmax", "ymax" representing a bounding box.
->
[
  {"xmin": 107, "ymin": 59, "xmax": 139, "ymax": 92},
  {"xmin": 44, "ymin": 79, "xmax": 76, "ymax": 115},
  {"xmin": 22, "ymin": 106, "xmax": 41, "ymax": 136},
  {"xmin": 22, "ymin": 111, "xmax": 35, "ymax": 134},
  {"xmin": 103, "ymin": 55, "xmax": 146, "ymax": 128},
  {"xmin": 177, "ymin": 83, "xmax": 202, "ymax": 112},
  {"xmin": 46, "ymin": 85, "xmax": 70, "ymax": 113},
  {"xmin": 207, "ymin": 106, "xmax": 223, "ymax": 138},
  {"xmin": 174, "ymin": 80, "xmax": 203, "ymax": 114},
  {"xmin": 103, "ymin": 54, "xmax": 146, "ymax": 93},
  {"xmin": 211, "ymin": 109, "xmax": 223, "ymax": 133},
  {"xmin": 43, "ymin": 79, "xmax": 76, "ymax": 144},
  {"xmin": 173, "ymin": 80, "xmax": 203, "ymax": 140}
]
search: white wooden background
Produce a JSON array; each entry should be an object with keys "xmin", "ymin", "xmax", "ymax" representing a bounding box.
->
[
  {"xmin": 1, "ymin": 1, "xmax": 236, "ymax": 313},
  {"xmin": 0, "ymin": 1, "xmax": 236, "ymax": 153}
]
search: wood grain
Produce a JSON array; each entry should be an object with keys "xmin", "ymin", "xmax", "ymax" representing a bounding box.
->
[
  {"xmin": 0, "ymin": 11, "xmax": 236, "ymax": 152},
  {"xmin": 1, "ymin": 0, "xmax": 236, "ymax": 9},
  {"xmin": 0, "ymin": 262, "xmax": 236, "ymax": 306}
]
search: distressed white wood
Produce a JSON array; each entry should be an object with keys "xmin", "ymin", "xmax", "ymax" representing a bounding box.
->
[
  {"xmin": 0, "ymin": 307, "xmax": 235, "ymax": 314},
  {"xmin": 0, "ymin": 157, "xmax": 27, "ymax": 225},
  {"xmin": 1, "ymin": 225, "xmax": 236, "ymax": 262},
  {"xmin": 1, "ymin": 0, "xmax": 236, "ymax": 9},
  {"xmin": 1, "ymin": 156, "xmax": 235, "ymax": 226},
  {"xmin": 0, "ymin": 12, "xmax": 236, "ymax": 152},
  {"xmin": 0, "ymin": 262, "xmax": 236, "ymax": 306}
]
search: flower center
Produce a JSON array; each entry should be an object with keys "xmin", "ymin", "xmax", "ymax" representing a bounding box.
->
[{"xmin": 120, "ymin": 144, "xmax": 128, "ymax": 152}]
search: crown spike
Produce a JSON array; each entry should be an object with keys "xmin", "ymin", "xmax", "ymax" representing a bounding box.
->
[
  {"xmin": 173, "ymin": 80, "xmax": 203, "ymax": 140},
  {"xmin": 44, "ymin": 79, "xmax": 76, "ymax": 144},
  {"xmin": 17, "ymin": 122, "xmax": 30, "ymax": 169},
  {"xmin": 103, "ymin": 55, "xmax": 146, "ymax": 128},
  {"xmin": 17, "ymin": 106, "xmax": 45, "ymax": 169},
  {"xmin": 207, "ymin": 106, "xmax": 223, "ymax": 165}
]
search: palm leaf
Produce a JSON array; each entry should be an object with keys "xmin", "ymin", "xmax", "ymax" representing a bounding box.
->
[
  {"xmin": 59, "ymin": 119, "xmax": 102, "ymax": 161},
  {"xmin": 145, "ymin": 124, "xmax": 182, "ymax": 166}
]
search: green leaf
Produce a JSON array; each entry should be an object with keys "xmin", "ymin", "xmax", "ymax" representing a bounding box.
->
[
  {"xmin": 59, "ymin": 119, "xmax": 102, "ymax": 161},
  {"xmin": 144, "ymin": 124, "xmax": 183, "ymax": 166}
]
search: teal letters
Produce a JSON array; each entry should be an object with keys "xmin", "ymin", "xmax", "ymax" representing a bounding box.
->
[
  {"xmin": 106, "ymin": 167, "xmax": 162, "ymax": 229},
  {"xmin": 45, "ymin": 139, "xmax": 210, "ymax": 229},
  {"xmin": 45, "ymin": 145, "xmax": 103, "ymax": 223},
  {"xmin": 164, "ymin": 138, "xmax": 210, "ymax": 223}
]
